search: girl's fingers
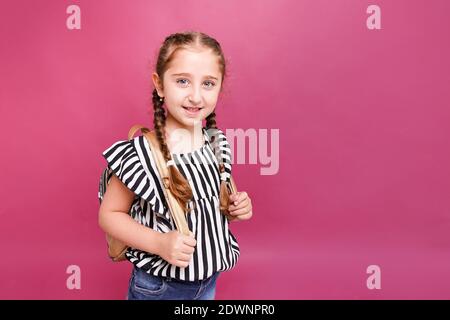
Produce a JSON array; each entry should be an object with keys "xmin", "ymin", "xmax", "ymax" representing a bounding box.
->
[
  {"xmin": 233, "ymin": 192, "xmax": 247, "ymax": 205},
  {"xmin": 181, "ymin": 246, "xmax": 195, "ymax": 255},
  {"xmin": 229, "ymin": 197, "xmax": 249, "ymax": 211},
  {"xmin": 236, "ymin": 212, "xmax": 252, "ymax": 220},
  {"xmin": 227, "ymin": 192, "xmax": 252, "ymax": 221},
  {"xmin": 229, "ymin": 206, "xmax": 251, "ymax": 216},
  {"xmin": 177, "ymin": 252, "xmax": 192, "ymax": 262}
]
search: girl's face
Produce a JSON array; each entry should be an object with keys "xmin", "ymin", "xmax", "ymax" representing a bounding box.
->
[{"xmin": 153, "ymin": 47, "xmax": 222, "ymax": 129}]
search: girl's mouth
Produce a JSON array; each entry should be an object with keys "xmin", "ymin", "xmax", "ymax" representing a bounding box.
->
[{"xmin": 182, "ymin": 106, "xmax": 202, "ymax": 115}]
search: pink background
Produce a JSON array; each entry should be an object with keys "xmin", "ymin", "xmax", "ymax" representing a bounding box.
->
[{"xmin": 1, "ymin": 0, "xmax": 449, "ymax": 299}]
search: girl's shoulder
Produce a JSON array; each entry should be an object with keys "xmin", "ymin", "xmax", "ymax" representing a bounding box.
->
[{"xmin": 101, "ymin": 135, "xmax": 169, "ymax": 217}]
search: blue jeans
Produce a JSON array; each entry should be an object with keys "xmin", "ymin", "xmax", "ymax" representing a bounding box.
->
[{"xmin": 127, "ymin": 266, "xmax": 221, "ymax": 300}]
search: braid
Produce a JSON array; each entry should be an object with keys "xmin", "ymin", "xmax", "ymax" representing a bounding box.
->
[
  {"xmin": 206, "ymin": 111, "xmax": 217, "ymax": 129},
  {"xmin": 152, "ymin": 89, "xmax": 170, "ymax": 159},
  {"xmin": 205, "ymin": 110, "xmax": 217, "ymax": 144},
  {"xmin": 152, "ymin": 89, "xmax": 194, "ymax": 214},
  {"xmin": 206, "ymin": 110, "xmax": 233, "ymax": 217}
]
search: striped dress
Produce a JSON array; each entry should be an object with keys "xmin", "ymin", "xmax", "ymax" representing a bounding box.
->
[{"xmin": 98, "ymin": 127, "xmax": 240, "ymax": 281}]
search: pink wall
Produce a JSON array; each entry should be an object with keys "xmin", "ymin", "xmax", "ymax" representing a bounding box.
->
[{"xmin": 1, "ymin": 0, "xmax": 449, "ymax": 299}]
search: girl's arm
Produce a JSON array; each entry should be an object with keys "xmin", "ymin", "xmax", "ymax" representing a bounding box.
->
[{"xmin": 98, "ymin": 174, "xmax": 163, "ymax": 255}]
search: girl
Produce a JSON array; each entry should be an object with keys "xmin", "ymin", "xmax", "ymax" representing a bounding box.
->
[{"xmin": 98, "ymin": 31, "xmax": 253, "ymax": 300}]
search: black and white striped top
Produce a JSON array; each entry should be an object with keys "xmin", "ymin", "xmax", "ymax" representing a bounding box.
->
[{"xmin": 99, "ymin": 127, "xmax": 240, "ymax": 281}]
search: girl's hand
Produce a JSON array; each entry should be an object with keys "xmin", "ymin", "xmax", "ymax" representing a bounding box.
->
[
  {"xmin": 158, "ymin": 231, "xmax": 196, "ymax": 268},
  {"xmin": 227, "ymin": 191, "xmax": 253, "ymax": 221}
]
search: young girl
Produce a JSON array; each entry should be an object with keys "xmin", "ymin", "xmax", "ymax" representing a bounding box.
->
[{"xmin": 98, "ymin": 31, "xmax": 253, "ymax": 300}]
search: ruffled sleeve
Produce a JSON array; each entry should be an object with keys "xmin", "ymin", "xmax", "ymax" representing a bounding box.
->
[{"xmin": 101, "ymin": 136, "xmax": 169, "ymax": 217}]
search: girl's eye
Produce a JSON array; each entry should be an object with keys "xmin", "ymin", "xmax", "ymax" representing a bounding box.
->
[
  {"xmin": 177, "ymin": 79, "xmax": 189, "ymax": 86},
  {"xmin": 204, "ymin": 81, "xmax": 216, "ymax": 88},
  {"xmin": 176, "ymin": 79, "xmax": 216, "ymax": 88}
]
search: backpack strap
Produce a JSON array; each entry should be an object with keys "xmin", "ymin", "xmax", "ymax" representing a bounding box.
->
[
  {"xmin": 143, "ymin": 130, "xmax": 191, "ymax": 236},
  {"xmin": 128, "ymin": 124, "xmax": 148, "ymax": 140}
]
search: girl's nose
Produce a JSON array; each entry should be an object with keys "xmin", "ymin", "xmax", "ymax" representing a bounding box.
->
[
  {"xmin": 188, "ymin": 88, "xmax": 202, "ymax": 105},
  {"xmin": 189, "ymin": 96, "xmax": 201, "ymax": 104}
]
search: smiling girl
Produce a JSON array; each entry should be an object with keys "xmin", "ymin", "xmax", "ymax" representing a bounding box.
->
[{"xmin": 98, "ymin": 31, "xmax": 253, "ymax": 300}]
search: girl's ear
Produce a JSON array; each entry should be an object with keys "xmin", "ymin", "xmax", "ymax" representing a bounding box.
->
[{"xmin": 152, "ymin": 72, "xmax": 163, "ymax": 95}]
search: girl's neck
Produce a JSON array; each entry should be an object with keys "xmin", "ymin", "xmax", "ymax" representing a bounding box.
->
[{"xmin": 164, "ymin": 113, "xmax": 204, "ymax": 154}]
